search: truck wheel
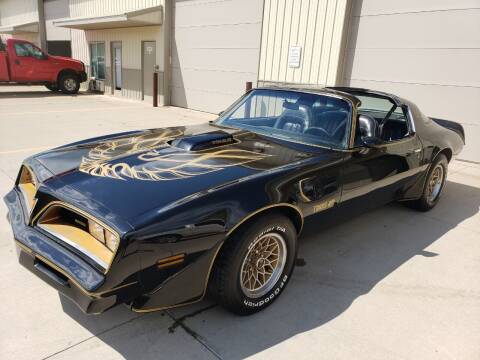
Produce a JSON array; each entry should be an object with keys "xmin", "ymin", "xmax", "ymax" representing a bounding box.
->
[
  {"xmin": 210, "ymin": 213, "xmax": 297, "ymax": 315},
  {"xmin": 59, "ymin": 73, "xmax": 80, "ymax": 94},
  {"xmin": 45, "ymin": 83, "xmax": 59, "ymax": 92}
]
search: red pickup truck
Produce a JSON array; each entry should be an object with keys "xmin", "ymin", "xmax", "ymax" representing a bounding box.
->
[{"xmin": 0, "ymin": 38, "xmax": 87, "ymax": 94}]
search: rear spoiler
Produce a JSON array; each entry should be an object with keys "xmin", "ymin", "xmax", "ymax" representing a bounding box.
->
[{"xmin": 431, "ymin": 118, "xmax": 465, "ymax": 144}]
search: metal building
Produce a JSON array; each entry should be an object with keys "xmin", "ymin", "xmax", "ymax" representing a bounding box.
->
[
  {"xmin": 1, "ymin": 0, "xmax": 479, "ymax": 162},
  {"xmin": 0, "ymin": 0, "xmax": 72, "ymax": 56}
]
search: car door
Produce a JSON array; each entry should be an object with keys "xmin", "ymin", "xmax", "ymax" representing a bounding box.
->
[
  {"xmin": 340, "ymin": 106, "xmax": 423, "ymax": 207},
  {"xmin": 10, "ymin": 42, "xmax": 52, "ymax": 82}
]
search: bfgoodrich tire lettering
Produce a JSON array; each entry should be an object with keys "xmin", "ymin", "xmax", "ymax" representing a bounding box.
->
[{"xmin": 210, "ymin": 213, "xmax": 297, "ymax": 315}]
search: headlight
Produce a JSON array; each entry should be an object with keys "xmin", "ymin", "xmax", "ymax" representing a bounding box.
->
[
  {"xmin": 18, "ymin": 165, "xmax": 37, "ymax": 214},
  {"xmin": 36, "ymin": 204, "xmax": 120, "ymax": 273},
  {"xmin": 105, "ymin": 230, "xmax": 119, "ymax": 251},
  {"xmin": 88, "ymin": 220, "xmax": 105, "ymax": 243}
]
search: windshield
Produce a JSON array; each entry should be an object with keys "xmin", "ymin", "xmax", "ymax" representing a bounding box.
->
[{"xmin": 216, "ymin": 89, "xmax": 352, "ymax": 149}]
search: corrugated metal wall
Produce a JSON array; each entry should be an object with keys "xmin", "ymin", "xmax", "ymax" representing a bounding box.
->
[
  {"xmin": 69, "ymin": 0, "xmax": 162, "ymax": 18},
  {"xmin": 0, "ymin": 0, "xmax": 38, "ymax": 26},
  {"xmin": 343, "ymin": 0, "xmax": 480, "ymax": 162},
  {"xmin": 258, "ymin": 0, "xmax": 350, "ymax": 87}
]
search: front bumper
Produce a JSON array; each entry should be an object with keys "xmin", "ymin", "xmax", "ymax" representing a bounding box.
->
[{"xmin": 4, "ymin": 188, "xmax": 138, "ymax": 314}]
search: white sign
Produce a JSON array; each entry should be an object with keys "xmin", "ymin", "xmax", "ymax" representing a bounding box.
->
[{"xmin": 288, "ymin": 46, "xmax": 302, "ymax": 68}]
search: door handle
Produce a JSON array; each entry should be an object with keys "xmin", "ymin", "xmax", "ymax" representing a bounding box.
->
[{"xmin": 14, "ymin": 59, "xmax": 20, "ymax": 65}]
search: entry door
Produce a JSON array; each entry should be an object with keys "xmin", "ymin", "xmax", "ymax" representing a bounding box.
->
[
  {"xmin": 112, "ymin": 42, "xmax": 122, "ymax": 91},
  {"xmin": 142, "ymin": 41, "xmax": 156, "ymax": 102}
]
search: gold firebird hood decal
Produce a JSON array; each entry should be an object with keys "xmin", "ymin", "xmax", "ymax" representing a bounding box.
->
[{"xmin": 78, "ymin": 128, "xmax": 269, "ymax": 181}]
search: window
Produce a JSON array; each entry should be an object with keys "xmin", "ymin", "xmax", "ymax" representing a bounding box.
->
[
  {"xmin": 354, "ymin": 94, "xmax": 410, "ymax": 143},
  {"xmin": 90, "ymin": 42, "xmax": 105, "ymax": 80},
  {"xmin": 216, "ymin": 89, "xmax": 352, "ymax": 149},
  {"xmin": 14, "ymin": 42, "xmax": 44, "ymax": 58}
]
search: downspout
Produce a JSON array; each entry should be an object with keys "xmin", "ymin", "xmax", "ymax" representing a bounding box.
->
[{"xmin": 162, "ymin": 0, "xmax": 173, "ymax": 106}]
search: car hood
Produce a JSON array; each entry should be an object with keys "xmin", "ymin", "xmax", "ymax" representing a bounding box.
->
[
  {"xmin": 31, "ymin": 123, "xmax": 319, "ymax": 226},
  {"xmin": 48, "ymin": 55, "xmax": 83, "ymax": 68}
]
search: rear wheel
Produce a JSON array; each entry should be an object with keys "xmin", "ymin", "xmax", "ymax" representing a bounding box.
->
[
  {"xmin": 210, "ymin": 213, "xmax": 297, "ymax": 315},
  {"xmin": 409, "ymin": 154, "xmax": 448, "ymax": 211},
  {"xmin": 45, "ymin": 83, "xmax": 59, "ymax": 92},
  {"xmin": 59, "ymin": 73, "xmax": 80, "ymax": 94}
]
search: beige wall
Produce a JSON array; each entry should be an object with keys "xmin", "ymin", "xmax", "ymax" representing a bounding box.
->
[
  {"xmin": 69, "ymin": 0, "xmax": 164, "ymax": 102},
  {"xmin": 342, "ymin": 0, "xmax": 480, "ymax": 162},
  {"xmin": 0, "ymin": 0, "xmax": 39, "ymax": 44},
  {"xmin": 170, "ymin": 0, "xmax": 263, "ymax": 113},
  {"xmin": 0, "ymin": 0, "xmax": 38, "ymax": 26},
  {"xmin": 71, "ymin": 26, "xmax": 163, "ymax": 102},
  {"xmin": 258, "ymin": 0, "xmax": 350, "ymax": 87},
  {"xmin": 44, "ymin": 0, "xmax": 71, "ymax": 41}
]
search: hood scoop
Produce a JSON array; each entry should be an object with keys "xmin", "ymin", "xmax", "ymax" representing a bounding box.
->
[{"xmin": 170, "ymin": 130, "xmax": 236, "ymax": 151}]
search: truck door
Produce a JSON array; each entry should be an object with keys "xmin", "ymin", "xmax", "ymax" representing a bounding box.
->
[{"xmin": 10, "ymin": 41, "xmax": 53, "ymax": 82}]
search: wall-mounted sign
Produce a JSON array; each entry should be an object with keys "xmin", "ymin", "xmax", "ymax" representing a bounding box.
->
[{"xmin": 288, "ymin": 46, "xmax": 302, "ymax": 68}]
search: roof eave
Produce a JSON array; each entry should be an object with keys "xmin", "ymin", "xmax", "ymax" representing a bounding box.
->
[{"xmin": 53, "ymin": 5, "xmax": 163, "ymax": 30}]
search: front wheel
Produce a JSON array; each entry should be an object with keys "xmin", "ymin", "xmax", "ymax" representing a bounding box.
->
[
  {"xmin": 210, "ymin": 213, "xmax": 297, "ymax": 315},
  {"xmin": 59, "ymin": 73, "xmax": 80, "ymax": 94}
]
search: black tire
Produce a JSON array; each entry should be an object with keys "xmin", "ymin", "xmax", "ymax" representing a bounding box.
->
[
  {"xmin": 45, "ymin": 83, "xmax": 59, "ymax": 91},
  {"xmin": 408, "ymin": 153, "xmax": 448, "ymax": 211},
  {"xmin": 210, "ymin": 213, "xmax": 297, "ymax": 315},
  {"xmin": 59, "ymin": 73, "xmax": 80, "ymax": 94}
]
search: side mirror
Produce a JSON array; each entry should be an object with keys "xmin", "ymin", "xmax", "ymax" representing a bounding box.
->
[
  {"xmin": 34, "ymin": 53, "xmax": 47, "ymax": 60},
  {"xmin": 362, "ymin": 136, "xmax": 384, "ymax": 148}
]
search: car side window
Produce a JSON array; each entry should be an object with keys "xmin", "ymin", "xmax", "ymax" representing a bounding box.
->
[
  {"xmin": 381, "ymin": 107, "xmax": 410, "ymax": 142},
  {"xmin": 14, "ymin": 43, "xmax": 43, "ymax": 58},
  {"xmin": 354, "ymin": 94, "xmax": 411, "ymax": 144}
]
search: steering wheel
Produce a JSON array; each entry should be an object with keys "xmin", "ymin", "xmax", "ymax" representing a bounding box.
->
[{"xmin": 303, "ymin": 126, "xmax": 331, "ymax": 139}]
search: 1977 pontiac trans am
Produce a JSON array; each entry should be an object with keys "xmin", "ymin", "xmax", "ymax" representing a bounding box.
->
[{"xmin": 5, "ymin": 87, "xmax": 465, "ymax": 315}]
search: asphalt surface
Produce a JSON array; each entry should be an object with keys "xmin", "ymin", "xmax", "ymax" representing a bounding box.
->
[{"xmin": 1, "ymin": 86, "xmax": 479, "ymax": 360}]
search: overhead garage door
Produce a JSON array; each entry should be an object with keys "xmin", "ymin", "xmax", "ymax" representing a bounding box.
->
[
  {"xmin": 343, "ymin": 1, "xmax": 480, "ymax": 162},
  {"xmin": 171, "ymin": 0, "xmax": 263, "ymax": 114}
]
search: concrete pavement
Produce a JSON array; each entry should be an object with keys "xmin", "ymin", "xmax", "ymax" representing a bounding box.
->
[{"xmin": 1, "ymin": 86, "xmax": 479, "ymax": 360}]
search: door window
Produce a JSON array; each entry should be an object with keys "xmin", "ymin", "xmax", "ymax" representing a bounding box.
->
[
  {"xmin": 14, "ymin": 43, "xmax": 44, "ymax": 58},
  {"xmin": 90, "ymin": 42, "xmax": 105, "ymax": 80},
  {"xmin": 354, "ymin": 94, "xmax": 411, "ymax": 144}
]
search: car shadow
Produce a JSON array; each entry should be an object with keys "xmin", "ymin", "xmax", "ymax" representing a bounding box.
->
[{"xmin": 59, "ymin": 180, "xmax": 479, "ymax": 359}]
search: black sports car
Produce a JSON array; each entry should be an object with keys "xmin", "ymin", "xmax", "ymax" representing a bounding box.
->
[{"xmin": 5, "ymin": 87, "xmax": 464, "ymax": 315}]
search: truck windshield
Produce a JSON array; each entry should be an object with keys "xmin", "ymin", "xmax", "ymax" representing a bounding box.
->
[{"xmin": 216, "ymin": 89, "xmax": 352, "ymax": 149}]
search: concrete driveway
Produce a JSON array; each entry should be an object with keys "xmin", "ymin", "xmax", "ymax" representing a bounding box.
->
[{"xmin": 1, "ymin": 86, "xmax": 479, "ymax": 360}]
